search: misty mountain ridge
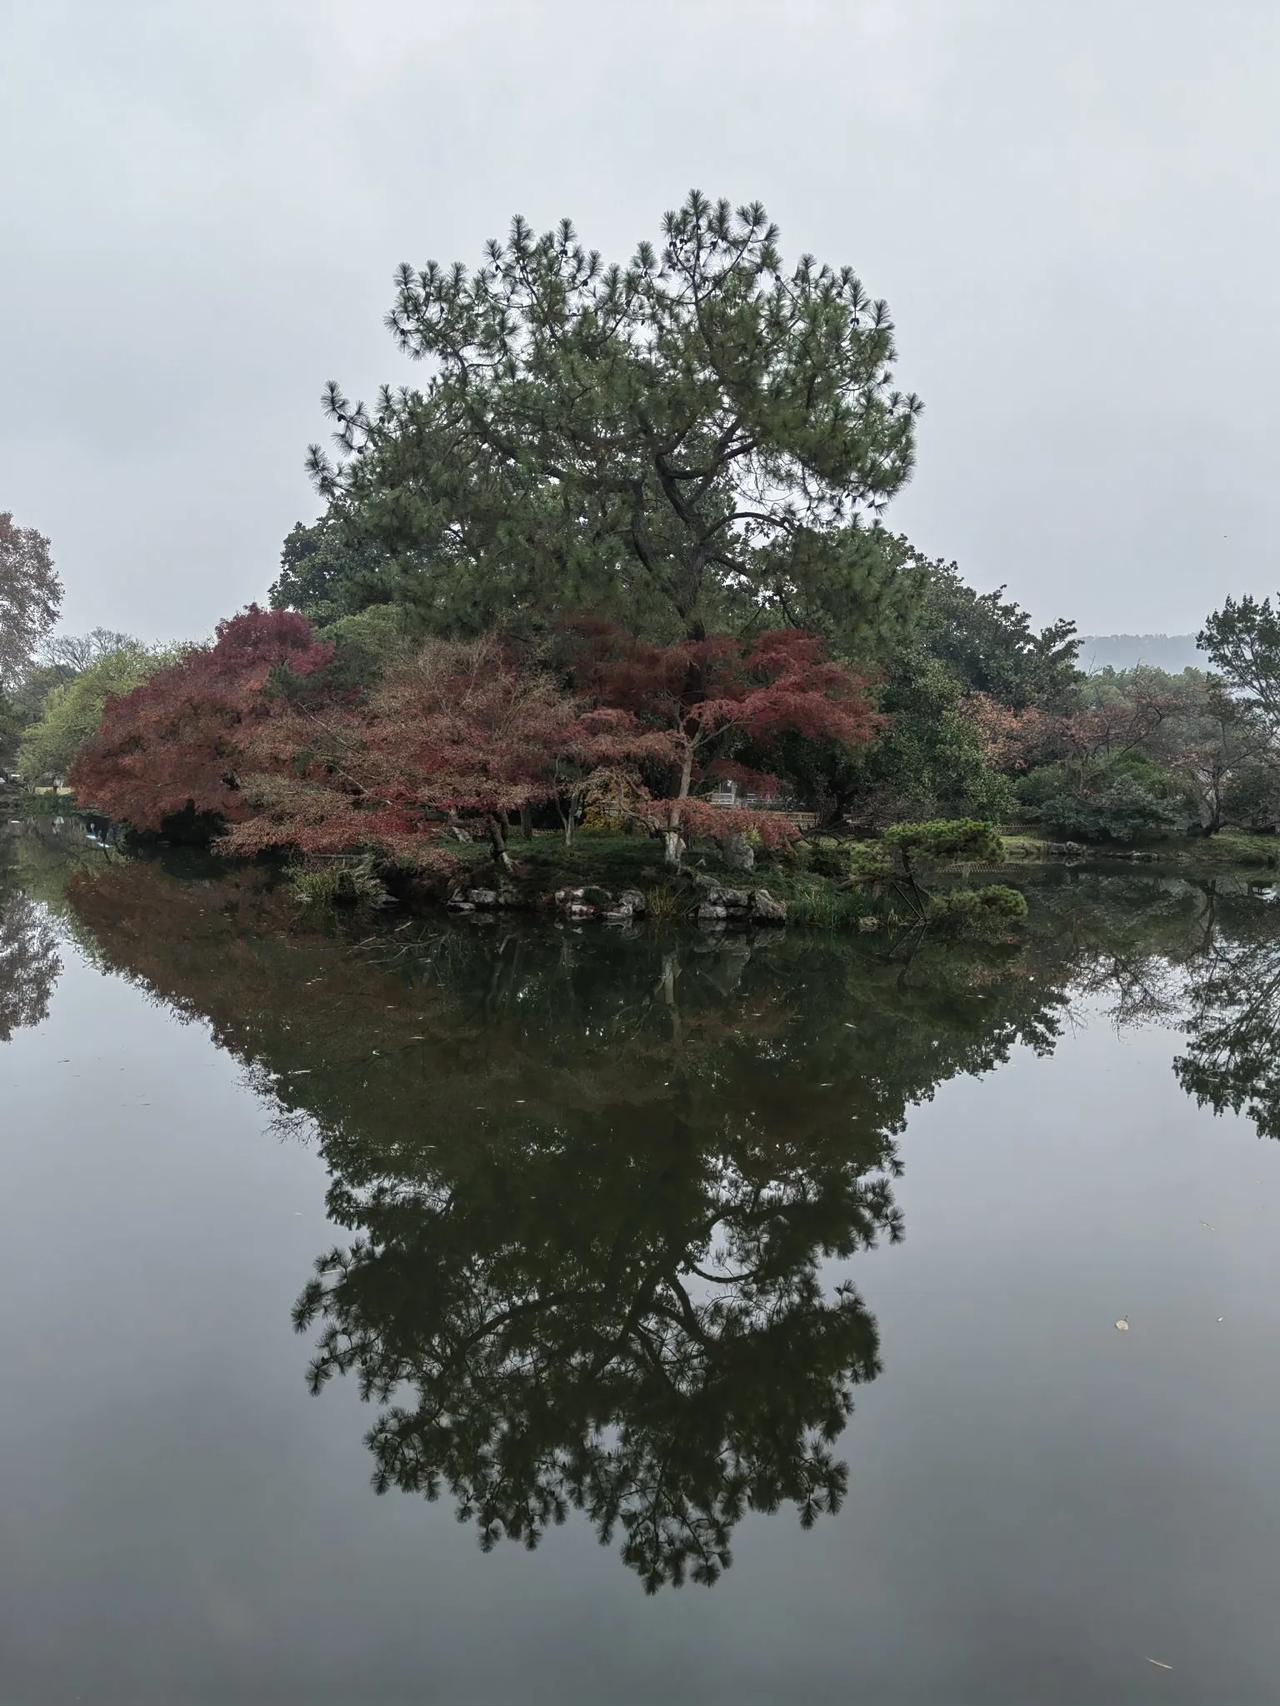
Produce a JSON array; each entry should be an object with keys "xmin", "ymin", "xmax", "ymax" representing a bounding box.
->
[{"xmin": 1077, "ymin": 634, "xmax": 1206, "ymax": 674}]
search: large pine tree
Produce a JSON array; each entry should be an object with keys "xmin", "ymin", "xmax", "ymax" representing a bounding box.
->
[{"xmin": 284, "ymin": 192, "xmax": 924, "ymax": 653}]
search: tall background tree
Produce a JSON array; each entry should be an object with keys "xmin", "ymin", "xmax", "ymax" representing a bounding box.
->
[
  {"xmin": 1199, "ymin": 594, "xmax": 1280, "ymax": 730},
  {"xmin": 40, "ymin": 628, "xmax": 139, "ymax": 675},
  {"xmin": 0, "ymin": 513, "xmax": 62, "ymax": 693},
  {"xmin": 911, "ymin": 553, "xmax": 1080, "ymax": 710},
  {"xmin": 18, "ymin": 637, "xmax": 178, "ymax": 786}
]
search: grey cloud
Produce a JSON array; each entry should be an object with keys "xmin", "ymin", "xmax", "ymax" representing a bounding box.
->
[{"xmin": 3, "ymin": 0, "xmax": 1276, "ymax": 642}]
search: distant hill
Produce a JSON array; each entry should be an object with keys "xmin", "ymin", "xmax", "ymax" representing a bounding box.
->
[{"xmin": 1077, "ymin": 634, "xmax": 1207, "ymax": 674}]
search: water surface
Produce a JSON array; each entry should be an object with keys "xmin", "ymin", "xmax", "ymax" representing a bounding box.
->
[{"xmin": 3, "ymin": 823, "xmax": 1280, "ymax": 1704}]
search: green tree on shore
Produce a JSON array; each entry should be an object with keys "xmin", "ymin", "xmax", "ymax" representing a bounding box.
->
[
  {"xmin": 18, "ymin": 638, "xmax": 177, "ymax": 785},
  {"xmin": 1200, "ymin": 594, "xmax": 1280, "ymax": 730}
]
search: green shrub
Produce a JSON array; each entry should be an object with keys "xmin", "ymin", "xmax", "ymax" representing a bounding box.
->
[
  {"xmin": 808, "ymin": 837, "xmax": 852, "ymax": 879},
  {"xmin": 847, "ymin": 841, "xmax": 893, "ymax": 883},
  {"xmin": 848, "ymin": 646, "xmax": 1017, "ymax": 827},
  {"xmin": 1036, "ymin": 777, "xmax": 1181, "ymax": 843},
  {"xmin": 11, "ymin": 790, "xmax": 69, "ymax": 816},
  {"xmin": 1018, "ymin": 758, "xmax": 1191, "ymax": 844},
  {"xmin": 883, "ymin": 818, "xmax": 1004, "ymax": 871}
]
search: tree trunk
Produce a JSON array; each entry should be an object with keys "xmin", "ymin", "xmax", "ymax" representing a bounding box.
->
[
  {"xmin": 487, "ymin": 814, "xmax": 513, "ymax": 873},
  {"xmin": 676, "ymin": 744, "xmax": 695, "ymax": 804},
  {"xmin": 662, "ymin": 742, "xmax": 695, "ymax": 868},
  {"xmin": 1198, "ymin": 793, "xmax": 1223, "ymax": 836},
  {"xmin": 520, "ymin": 803, "xmax": 533, "ymax": 841}
]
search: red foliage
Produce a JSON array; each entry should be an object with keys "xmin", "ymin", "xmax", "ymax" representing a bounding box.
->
[
  {"xmin": 70, "ymin": 607, "xmax": 333, "ymax": 830},
  {"xmin": 640, "ymin": 795, "xmax": 801, "ymax": 852},
  {"xmin": 964, "ymin": 683, "xmax": 1180, "ymax": 777},
  {"xmin": 962, "ymin": 693, "xmax": 1064, "ymax": 773},
  {"xmin": 219, "ymin": 636, "xmax": 658, "ymax": 865},
  {"xmin": 566, "ymin": 622, "xmax": 880, "ymax": 810},
  {"xmin": 76, "ymin": 604, "xmax": 882, "ymax": 875}
]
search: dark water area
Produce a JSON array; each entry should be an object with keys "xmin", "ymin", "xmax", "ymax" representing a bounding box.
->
[{"xmin": 3, "ymin": 821, "xmax": 1280, "ymax": 1704}]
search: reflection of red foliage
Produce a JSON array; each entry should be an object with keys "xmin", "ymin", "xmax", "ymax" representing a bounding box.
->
[{"xmin": 70, "ymin": 608, "xmax": 332, "ymax": 830}]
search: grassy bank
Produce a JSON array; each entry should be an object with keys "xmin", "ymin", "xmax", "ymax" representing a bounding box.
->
[
  {"xmin": 420, "ymin": 831, "xmax": 877, "ymax": 925},
  {"xmin": 384, "ymin": 828, "xmax": 1032, "ymax": 934}
]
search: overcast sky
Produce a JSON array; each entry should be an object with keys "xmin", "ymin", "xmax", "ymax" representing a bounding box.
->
[{"xmin": 3, "ymin": 0, "xmax": 1277, "ymax": 644}]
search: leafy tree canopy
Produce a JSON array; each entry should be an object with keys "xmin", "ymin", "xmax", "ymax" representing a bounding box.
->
[
  {"xmin": 1199, "ymin": 593, "xmax": 1280, "ymax": 729},
  {"xmin": 269, "ymin": 520, "xmax": 394, "ymax": 629},
  {"xmin": 287, "ymin": 192, "xmax": 924, "ymax": 652},
  {"xmin": 0, "ymin": 693, "xmax": 20, "ymax": 775},
  {"xmin": 70, "ymin": 608, "xmax": 332, "ymax": 833},
  {"xmin": 850, "ymin": 647, "xmax": 1015, "ymax": 828},
  {"xmin": 221, "ymin": 633, "xmax": 655, "ymax": 870},
  {"xmin": 18, "ymin": 638, "xmax": 178, "ymax": 785},
  {"xmin": 910, "ymin": 553, "xmax": 1080, "ymax": 710},
  {"xmin": 0, "ymin": 512, "xmax": 62, "ymax": 692}
]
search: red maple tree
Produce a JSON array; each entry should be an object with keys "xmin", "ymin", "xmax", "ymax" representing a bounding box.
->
[
  {"xmin": 566, "ymin": 623, "xmax": 881, "ymax": 861},
  {"xmin": 962, "ymin": 693, "xmax": 1063, "ymax": 773},
  {"xmin": 220, "ymin": 636, "xmax": 658, "ymax": 869},
  {"xmin": 70, "ymin": 607, "xmax": 333, "ymax": 831}
]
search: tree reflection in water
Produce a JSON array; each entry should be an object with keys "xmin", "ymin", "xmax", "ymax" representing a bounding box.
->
[
  {"xmin": 1174, "ymin": 898, "xmax": 1280, "ymax": 1138},
  {"xmin": 1032, "ymin": 870, "xmax": 1280, "ymax": 1139},
  {"xmin": 56, "ymin": 856, "xmax": 1280, "ymax": 1588},
  {"xmin": 0, "ymin": 838, "xmax": 61, "ymax": 1041}
]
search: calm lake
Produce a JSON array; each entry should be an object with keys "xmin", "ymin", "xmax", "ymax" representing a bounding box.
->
[{"xmin": 3, "ymin": 821, "xmax": 1280, "ymax": 1705}]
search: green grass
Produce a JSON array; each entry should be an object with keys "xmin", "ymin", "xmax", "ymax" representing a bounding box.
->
[
  {"xmin": 290, "ymin": 854, "xmax": 391, "ymax": 909},
  {"xmin": 782, "ymin": 884, "xmax": 871, "ymax": 929},
  {"xmin": 1000, "ymin": 833, "xmax": 1053, "ymax": 861},
  {"xmin": 513, "ymin": 832, "xmax": 671, "ymax": 885}
]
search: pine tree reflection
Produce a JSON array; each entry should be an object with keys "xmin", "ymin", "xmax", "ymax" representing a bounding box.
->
[{"xmin": 71, "ymin": 860, "xmax": 1280, "ymax": 1586}]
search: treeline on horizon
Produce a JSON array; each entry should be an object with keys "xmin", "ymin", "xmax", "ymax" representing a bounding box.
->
[{"xmin": 5, "ymin": 190, "xmax": 1280, "ymax": 883}]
